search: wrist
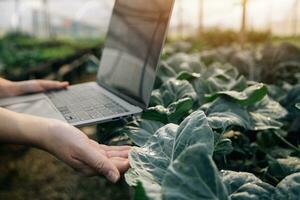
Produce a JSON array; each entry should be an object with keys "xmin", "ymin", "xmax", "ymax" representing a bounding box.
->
[
  {"xmin": 38, "ymin": 119, "xmax": 63, "ymax": 152},
  {"xmin": 0, "ymin": 108, "xmax": 48, "ymax": 147},
  {"xmin": 15, "ymin": 113, "xmax": 52, "ymax": 149}
]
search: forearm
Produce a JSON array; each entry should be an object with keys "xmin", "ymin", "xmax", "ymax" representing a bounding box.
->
[
  {"xmin": 0, "ymin": 107, "xmax": 49, "ymax": 148},
  {"xmin": 0, "ymin": 108, "xmax": 130, "ymax": 181}
]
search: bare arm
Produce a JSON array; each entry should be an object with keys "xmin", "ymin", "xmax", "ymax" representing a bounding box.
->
[
  {"xmin": 0, "ymin": 106, "xmax": 49, "ymax": 146},
  {"xmin": 0, "ymin": 107, "xmax": 130, "ymax": 183}
]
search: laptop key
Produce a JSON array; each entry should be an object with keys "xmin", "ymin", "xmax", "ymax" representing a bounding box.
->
[
  {"xmin": 100, "ymin": 109, "xmax": 114, "ymax": 117},
  {"xmin": 65, "ymin": 114, "xmax": 79, "ymax": 123},
  {"xmin": 76, "ymin": 112, "xmax": 91, "ymax": 121}
]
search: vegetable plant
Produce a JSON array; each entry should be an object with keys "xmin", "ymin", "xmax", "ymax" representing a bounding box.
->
[{"xmin": 97, "ymin": 42, "xmax": 300, "ymax": 199}]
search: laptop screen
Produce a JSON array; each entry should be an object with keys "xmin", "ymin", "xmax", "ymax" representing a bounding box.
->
[{"xmin": 97, "ymin": 0, "xmax": 174, "ymax": 109}]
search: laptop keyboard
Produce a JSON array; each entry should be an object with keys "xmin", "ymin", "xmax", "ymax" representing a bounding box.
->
[{"xmin": 46, "ymin": 85, "xmax": 128, "ymax": 123}]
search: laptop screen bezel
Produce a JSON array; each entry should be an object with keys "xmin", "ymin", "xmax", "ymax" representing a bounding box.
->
[{"xmin": 96, "ymin": 0, "xmax": 175, "ymax": 110}]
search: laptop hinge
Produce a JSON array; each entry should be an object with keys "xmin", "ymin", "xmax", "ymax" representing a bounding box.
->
[{"xmin": 97, "ymin": 81, "xmax": 147, "ymax": 110}]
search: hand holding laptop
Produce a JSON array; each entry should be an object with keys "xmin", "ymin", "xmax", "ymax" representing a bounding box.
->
[{"xmin": 0, "ymin": 78, "xmax": 69, "ymax": 98}]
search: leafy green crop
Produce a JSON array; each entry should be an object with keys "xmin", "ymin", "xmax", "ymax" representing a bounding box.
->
[
  {"xmin": 126, "ymin": 111, "xmax": 300, "ymax": 200},
  {"xmin": 96, "ymin": 43, "xmax": 300, "ymax": 199}
]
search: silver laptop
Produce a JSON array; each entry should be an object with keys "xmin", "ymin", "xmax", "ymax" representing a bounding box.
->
[{"xmin": 0, "ymin": 0, "xmax": 175, "ymax": 127}]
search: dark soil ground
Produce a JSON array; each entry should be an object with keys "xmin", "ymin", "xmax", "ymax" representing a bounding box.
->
[{"xmin": 0, "ymin": 127, "xmax": 132, "ymax": 200}]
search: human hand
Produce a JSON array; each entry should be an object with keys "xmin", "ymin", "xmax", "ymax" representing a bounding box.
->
[
  {"xmin": 0, "ymin": 78, "xmax": 69, "ymax": 98},
  {"xmin": 41, "ymin": 119, "xmax": 130, "ymax": 183},
  {"xmin": 0, "ymin": 108, "xmax": 130, "ymax": 183}
]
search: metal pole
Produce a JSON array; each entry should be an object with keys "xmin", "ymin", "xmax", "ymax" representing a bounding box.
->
[
  {"xmin": 42, "ymin": 0, "xmax": 51, "ymax": 37},
  {"xmin": 293, "ymin": 0, "xmax": 299, "ymax": 36},
  {"xmin": 199, "ymin": 0, "xmax": 204, "ymax": 36},
  {"xmin": 267, "ymin": 0, "xmax": 273, "ymax": 34},
  {"xmin": 240, "ymin": 0, "xmax": 247, "ymax": 48}
]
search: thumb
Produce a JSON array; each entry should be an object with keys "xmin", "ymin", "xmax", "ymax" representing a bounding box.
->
[{"xmin": 82, "ymin": 146, "xmax": 120, "ymax": 183}]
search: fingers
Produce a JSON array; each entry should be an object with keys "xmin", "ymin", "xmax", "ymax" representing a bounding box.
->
[
  {"xmin": 106, "ymin": 149, "xmax": 130, "ymax": 158},
  {"xmin": 99, "ymin": 144, "xmax": 132, "ymax": 151},
  {"xmin": 71, "ymin": 157, "xmax": 129, "ymax": 177},
  {"xmin": 81, "ymin": 146, "xmax": 121, "ymax": 183},
  {"xmin": 17, "ymin": 80, "xmax": 69, "ymax": 95},
  {"xmin": 70, "ymin": 140, "xmax": 131, "ymax": 181},
  {"xmin": 90, "ymin": 141, "xmax": 131, "ymax": 158},
  {"xmin": 111, "ymin": 157, "xmax": 130, "ymax": 174},
  {"xmin": 37, "ymin": 80, "xmax": 69, "ymax": 91}
]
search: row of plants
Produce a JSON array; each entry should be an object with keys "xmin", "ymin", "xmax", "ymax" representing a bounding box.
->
[
  {"xmin": 97, "ymin": 42, "xmax": 300, "ymax": 199},
  {"xmin": 0, "ymin": 32, "xmax": 103, "ymax": 79}
]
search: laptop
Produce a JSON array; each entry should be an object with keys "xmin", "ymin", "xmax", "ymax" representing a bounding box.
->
[{"xmin": 0, "ymin": 0, "xmax": 175, "ymax": 127}]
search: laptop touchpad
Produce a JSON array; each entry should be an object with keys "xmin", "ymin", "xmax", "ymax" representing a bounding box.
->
[{"xmin": 1, "ymin": 94, "xmax": 66, "ymax": 121}]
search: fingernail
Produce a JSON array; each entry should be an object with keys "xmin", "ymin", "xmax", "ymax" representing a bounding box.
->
[{"xmin": 107, "ymin": 171, "xmax": 119, "ymax": 183}]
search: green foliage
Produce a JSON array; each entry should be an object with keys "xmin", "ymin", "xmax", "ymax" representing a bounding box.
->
[
  {"xmin": 221, "ymin": 171, "xmax": 276, "ymax": 200},
  {"xmin": 145, "ymin": 79, "xmax": 197, "ymax": 124},
  {"xmin": 162, "ymin": 144, "xmax": 229, "ymax": 200},
  {"xmin": 123, "ymin": 120, "xmax": 164, "ymax": 146},
  {"xmin": 205, "ymin": 83, "xmax": 268, "ymax": 106},
  {"xmin": 126, "ymin": 111, "xmax": 214, "ymax": 186},
  {"xmin": 134, "ymin": 182, "xmax": 150, "ymax": 200},
  {"xmin": 0, "ymin": 32, "xmax": 103, "ymax": 76},
  {"xmin": 274, "ymin": 173, "xmax": 300, "ymax": 199},
  {"xmin": 265, "ymin": 157, "xmax": 300, "ymax": 182},
  {"xmin": 96, "ymin": 41, "xmax": 300, "ymax": 199},
  {"xmin": 126, "ymin": 112, "xmax": 300, "ymax": 200}
]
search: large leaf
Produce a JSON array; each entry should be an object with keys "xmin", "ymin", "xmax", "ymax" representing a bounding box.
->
[
  {"xmin": 167, "ymin": 97, "xmax": 194, "ymax": 123},
  {"xmin": 221, "ymin": 171, "xmax": 275, "ymax": 200},
  {"xmin": 248, "ymin": 96, "xmax": 287, "ymax": 130},
  {"xmin": 142, "ymin": 106, "xmax": 169, "ymax": 124},
  {"xmin": 282, "ymin": 84, "xmax": 300, "ymax": 117},
  {"xmin": 202, "ymin": 64, "xmax": 247, "ymax": 92},
  {"xmin": 166, "ymin": 52, "xmax": 204, "ymax": 73},
  {"xmin": 162, "ymin": 144, "xmax": 229, "ymax": 200},
  {"xmin": 126, "ymin": 124, "xmax": 178, "ymax": 186},
  {"xmin": 192, "ymin": 64, "xmax": 248, "ymax": 105},
  {"xmin": 148, "ymin": 79, "xmax": 197, "ymax": 123},
  {"xmin": 203, "ymin": 97, "xmax": 253, "ymax": 131},
  {"xmin": 265, "ymin": 157, "xmax": 300, "ymax": 182},
  {"xmin": 274, "ymin": 172, "xmax": 300, "ymax": 200},
  {"xmin": 205, "ymin": 83, "xmax": 268, "ymax": 106},
  {"xmin": 150, "ymin": 79, "xmax": 197, "ymax": 107},
  {"xmin": 125, "ymin": 111, "xmax": 214, "ymax": 187},
  {"xmin": 267, "ymin": 84, "xmax": 288, "ymax": 103},
  {"xmin": 172, "ymin": 110, "xmax": 214, "ymax": 160},
  {"xmin": 124, "ymin": 120, "xmax": 165, "ymax": 147},
  {"xmin": 144, "ymin": 98, "xmax": 194, "ymax": 124},
  {"xmin": 155, "ymin": 62, "xmax": 177, "ymax": 88}
]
